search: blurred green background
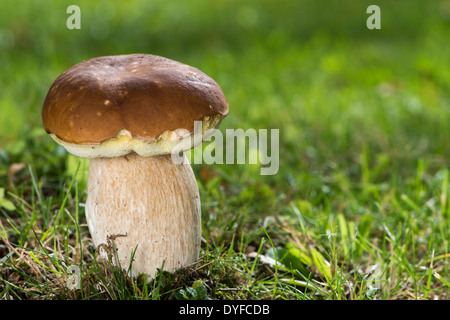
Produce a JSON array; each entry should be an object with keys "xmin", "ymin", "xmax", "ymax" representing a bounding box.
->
[{"xmin": 1, "ymin": 0, "xmax": 450, "ymax": 183}]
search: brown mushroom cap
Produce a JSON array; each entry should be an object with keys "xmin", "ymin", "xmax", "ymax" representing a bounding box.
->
[{"xmin": 42, "ymin": 54, "xmax": 228, "ymax": 158}]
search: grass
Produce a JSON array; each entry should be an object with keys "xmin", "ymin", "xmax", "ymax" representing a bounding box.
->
[{"xmin": 1, "ymin": 0, "xmax": 450, "ymax": 300}]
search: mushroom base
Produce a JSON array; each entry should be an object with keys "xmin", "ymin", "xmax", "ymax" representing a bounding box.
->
[{"xmin": 85, "ymin": 153, "xmax": 201, "ymax": 279}]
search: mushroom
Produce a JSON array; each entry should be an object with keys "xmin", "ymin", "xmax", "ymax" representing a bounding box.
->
[{"xmin": 42, "ymin": 54, "xmax": 229, "ymax": 279}]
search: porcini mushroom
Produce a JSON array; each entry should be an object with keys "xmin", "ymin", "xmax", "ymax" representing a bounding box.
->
[{"xmin": 42, "ymin": 54, "xmax": 228, "ymax": 279}]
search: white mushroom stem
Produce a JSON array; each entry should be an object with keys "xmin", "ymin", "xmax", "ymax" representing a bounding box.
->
[{"xmin": 85, "ymin": 152, "xmax": 201, "ymax": 279}]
